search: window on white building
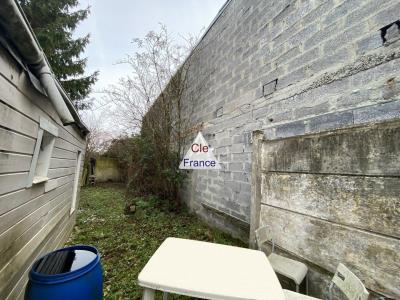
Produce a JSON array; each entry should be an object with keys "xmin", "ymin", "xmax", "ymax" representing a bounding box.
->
[
  {"xmin": 27, "ymin": 117, "xmax": 58, "ymax": 187},
  {"xmin": 70, "ymin": 150, "xmax": 82, "ymax": 214}
]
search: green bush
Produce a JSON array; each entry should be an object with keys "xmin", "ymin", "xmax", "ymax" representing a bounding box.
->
[{"xmin": 126, "ymin": 135, "xmax": 186, "ymax": 209}]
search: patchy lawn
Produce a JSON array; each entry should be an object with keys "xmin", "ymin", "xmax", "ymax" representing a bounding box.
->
[{"xmin": 67, "ymin": 184, "xmax": 245, "ymax": 300}]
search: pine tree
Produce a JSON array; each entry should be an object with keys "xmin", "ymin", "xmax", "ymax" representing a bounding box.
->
[{"xmin": 19, "ymin": 0, "xmax": 98, "ymax": 110}]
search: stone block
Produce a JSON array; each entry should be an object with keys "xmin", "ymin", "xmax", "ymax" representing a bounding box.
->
[
  {"xmin": 218, "ymin": 154, "xmax": 230, "ymax": 162},
  {"xmin": 304, "ymin": 21, "xmax": 340, "ymax": 51},
  {"xmin": 277, "ymin": 67, "xmax": 306, "ymax": 88},
  {"xmin": 356, "ymin": 34, "xmax": 382, "ymax": 55},
  {"xmin": 322, "ymin": 0, "xmax": 361, "ymax": 27},
  {"xmin": 270, "ymin": 43, "xmax": 286, "ymax": 61},
  {"xmin": 230, "ymin": 143, "xmax": 244, "ymax": 153},
  {"xmin": 308, "ymin": 111, "xmax": 354, "ymax": 133},
  {"xmin": 244, "ymin": 131, "xmax": 252, "ymax": 146},
  {"xmin": 240, "ymin": 182, "xmax": 251, "ymax": 194},
  {"xmin": 288, "ymin": 23, "xmax": 318, "ymax": 48},
  {"xmin": 288, "ymin": 47, "xmax": 320, "ymax": 71},
  {"xmin": 230, "ymin": 210, "xmax": 248, "ymax": 222},
  {"xmin": 335, "ymin": 89, "xmax": 378, "ymax": 110},
  {"xmin": 207, "ymin": 170, "xmax": 218, "ymax": 178},
  {"xmin": 232, "ymin": 134, "xmax": 244, "ymax": 144},
  {"xmin": 232, "ymin": 152, "xmax": 250, "ymax": 162},
  {"xmin": 218, "ymin": 137, "xmax": 232, "ymax": 147},
  {"xmin": 225, "ymin": 180, "xmax": 241, "ymax": 193},
  {"xmin": 294, "ymin": 102, "xmax": 330, "ymax": 119},
  {"xmin": 244, "ymin": 162, "xmax": 251, "ymax": 173},
  {"xmin": 272, "ymin": 26, "xmax": 295, "ymax": 47},
  {"xmin": 221, "ymin": 171, "xmax": 232, "ymax": 181},
  {"xmin": 232, "ymin": 172, "xmax": 249, "ymax": 182},
  {"xmin": 226, "ymin": 200, "xmax": 240, "ymax": 212},
  {"xmin": 276, "ymin": 46, "xmax": 300, "ymax": 66},
  {"xmin": 267, "ymin": 110, "xmax": 293, "ymax": 123},
  {"xmin": 353, "ymin": 100, "xmax": 400, "ymax": 124},
  {"xmin": 275, "ymin": 120, "xmax": 306, "ymax": 138},
  {"xmin": 272, "ymin": 3, "xmax": 295, "ymax": 25},
  {"xmin": 285, "ymin": 0, "xmax": 313, "ymax": 28},
  {"xmin": 222, "ymin": 185, "xmax": 234, "ymax": 198},
  {"xmin": 253, "ymin": 106, "xmax": 269, "ymax": 120},
  {"xmin": 208, "ymin": 185, "xmax": 221, "ymax": 195},
  {"xmin": 237, "ymin": 192, "xmax": 251, "ymax": 206},
  {"xmin": 323, "ymin": 22, "xmax": 367, "ymax": 57},
  {"xmin": 301, "ymin": 1, "xmax": 334, "ymax": 26},
  {"xmin": 229, "ymin": 162, "xmax": 243, "ymax": 172},
  {"xmin": 373, "ymin": 2, "xmax": 400, "ymax": 29},
  {"xmin": 309, "ymin": 47, "xmax": 351, "ymax": 74},
  {"xmin": 345, "ymin": 0, "xmax": 383, "ymax": 28}
]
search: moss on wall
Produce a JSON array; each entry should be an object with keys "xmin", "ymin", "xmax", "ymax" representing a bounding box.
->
[{"xmin": 95, "ymin": 157, "xmax": 122, "ymax": 182}]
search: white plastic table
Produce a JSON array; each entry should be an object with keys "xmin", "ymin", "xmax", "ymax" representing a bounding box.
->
[{"xmin": 138, "ymin": 237, "xmax": 285, "ymax": 300}]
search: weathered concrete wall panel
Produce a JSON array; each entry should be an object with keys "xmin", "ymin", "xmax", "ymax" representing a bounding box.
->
[
  {"xmin": 257, "ymin": 121, "xmax": 400, "ymax": 298},
  {"xmin": 260, "ymin": 205, "xmax": 400, "ymax": 298},
  {"xmin": 261, "ymin": 173, "xmax": 400, "ymax": 238},
  {"xmin": 261, "ymin": 122, "xmax": 400, "ymax": 176}
]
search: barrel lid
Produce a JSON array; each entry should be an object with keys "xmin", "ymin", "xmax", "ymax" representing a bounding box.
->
[{"xmin": 33, "ymin": 246, "xmax": 97, "ymax": 275}]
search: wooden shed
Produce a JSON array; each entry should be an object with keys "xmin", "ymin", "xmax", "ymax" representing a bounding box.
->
[{"xmin": 0, "ymin": 1, "xmax": 88, "ymax": 298}]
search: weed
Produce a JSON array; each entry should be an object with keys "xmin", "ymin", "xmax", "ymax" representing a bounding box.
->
[{"xmin": 67, "ymin": 184, "xmax": 244, "ymax": 299}]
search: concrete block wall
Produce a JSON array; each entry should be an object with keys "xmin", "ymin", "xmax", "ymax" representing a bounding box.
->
[{"xmin": 176, "ymin": 0, "xmax": 400, "ymax": 241}]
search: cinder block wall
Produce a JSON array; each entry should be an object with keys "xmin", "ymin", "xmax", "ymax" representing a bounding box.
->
[{"xmin": 177, "ymin": 0, "xmax": 400, "ymax": 242}]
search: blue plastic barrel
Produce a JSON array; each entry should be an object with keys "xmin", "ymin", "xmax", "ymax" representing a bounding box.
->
[{"xmin": 25, "ymin": 245, "xmax": 103, "ymax": 300}]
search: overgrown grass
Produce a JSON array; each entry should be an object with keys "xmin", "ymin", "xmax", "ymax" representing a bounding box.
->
[{"xmin": 67, "ymin": 184, "xmax": 245, "ymax": 300}]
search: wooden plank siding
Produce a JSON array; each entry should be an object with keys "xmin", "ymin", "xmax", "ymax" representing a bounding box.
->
[
  {"xmin": 52, "ymin": 147, "xmax": 78, "ymax": 160},
  {"xmin": 0, "ymin": 173, "xmax": 29, "ymax": 195},
  {"xmin": 0, "ymin": 127, "xmax": 36, "ymax": 154},
  {"xmin": 7, "ymin": 216, "xmax": 75, "ymax": 300},
  {"xmin": 50, "ymin": 157, "xmax": 77, "ymax": 169},
  {"xmin": 0, "ymin": 101, "xmax": 38, "ymax": 138},
  {"xmin": 256, "ymin": 121, "xmax": 400, "ymax": 298},
  {"xmin": 0, "ymin": 186, "xmax": 72, "ymax": 269},
  {"xmin": 0, "ymin": 44, "xmax": 87, "ymax": 299},
  {"xmin": 0, "ymin": 152, "xmax": 32, "ymax": 174},
  {"xmin": 0, "ymin": 182, "xmax": 72, "ymax": 237},
  {"xmin": 0, "ymin": 202, "xmax": 71, "ymax": 296}
]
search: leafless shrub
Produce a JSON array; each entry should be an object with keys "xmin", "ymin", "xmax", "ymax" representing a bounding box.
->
[{"xmin": 103, "ymin": 25, "xmax": 202, "ymax": 206}]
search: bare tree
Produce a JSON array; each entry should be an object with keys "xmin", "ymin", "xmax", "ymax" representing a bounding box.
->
[
  {"xmin": 104, "ymin": 25, "xmax": 196, "ymax": 134},
  {"xmin": 103, "ymin": 24, "xmax": 202, "ymax": 205},
  {"xmin": 82, "ymin": 111, "xmax": 114, "ymax": 155}
]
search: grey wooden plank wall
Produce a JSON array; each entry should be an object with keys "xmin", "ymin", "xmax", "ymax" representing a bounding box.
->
[
  {"xmin": 0, "ymin": 44, "xmax": 86, "ymax": 299},
  {"xmin": 258, "ymin": 121, "xmax": 400, "ymax": 298}
]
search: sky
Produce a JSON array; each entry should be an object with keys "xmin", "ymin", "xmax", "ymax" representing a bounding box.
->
[{"xmin": 74, "ymin": 0, "xmax": 226, "ymax": 130}]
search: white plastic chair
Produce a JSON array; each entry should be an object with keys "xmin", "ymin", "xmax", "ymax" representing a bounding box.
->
[
  {"xmin": 328, "ymin": 263, "xmax": 369, "ymax": 300},
  {"xmin": 284, "ymin": 263, "xmax": 369, "ymax": 300},
  {"xmin": 255, "ymin": 226, "xmax": 308, "ymax": 294}
]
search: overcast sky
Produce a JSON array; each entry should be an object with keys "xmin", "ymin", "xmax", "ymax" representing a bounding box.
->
[{"xmin": 75, "ymin": 0, "xmax": 226, "ymax": 117}]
